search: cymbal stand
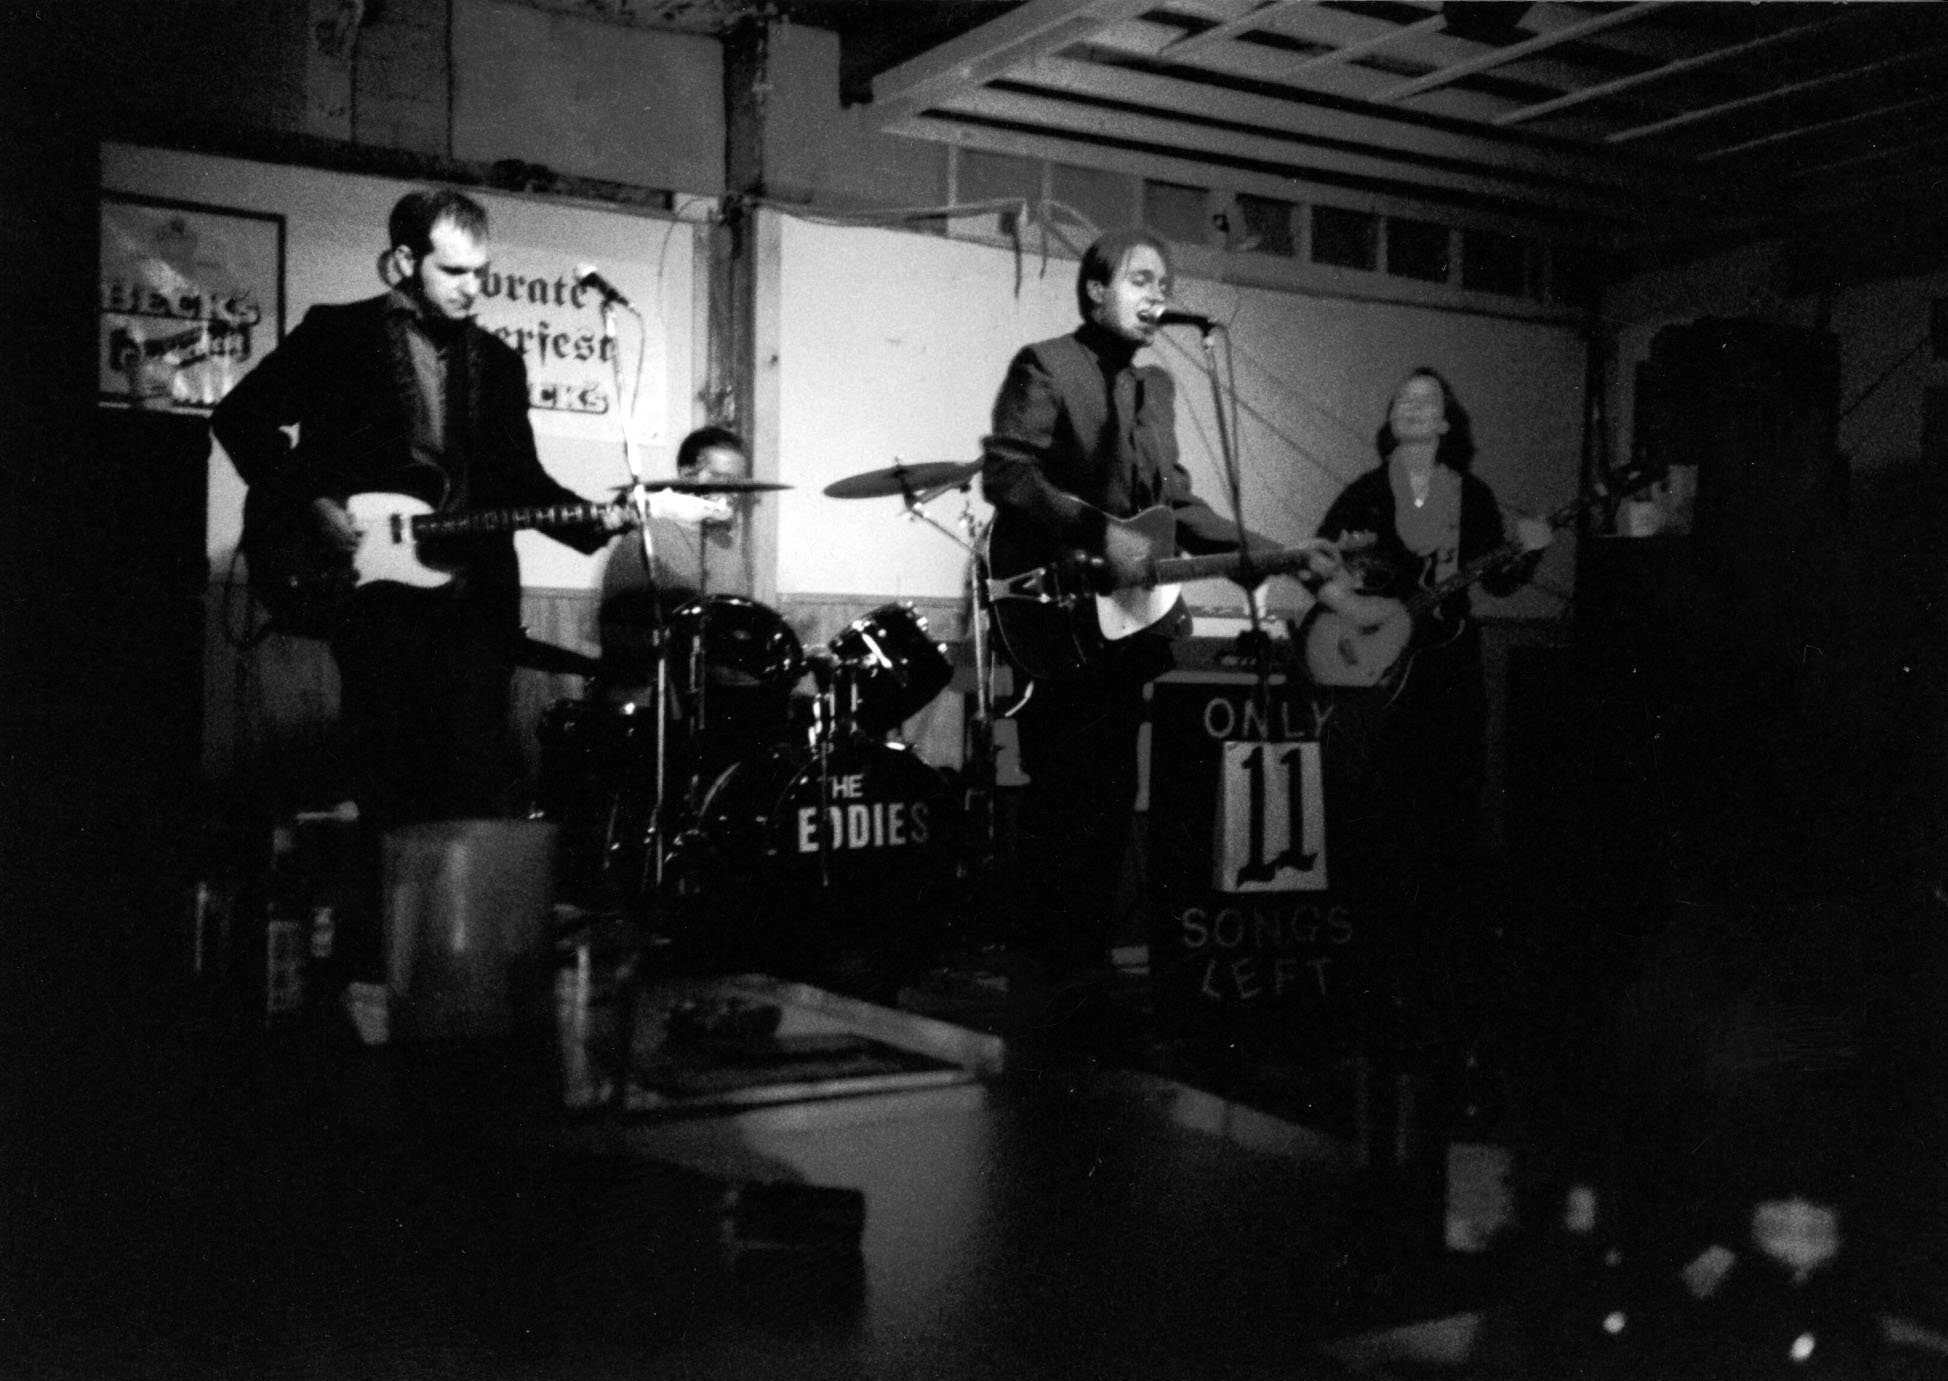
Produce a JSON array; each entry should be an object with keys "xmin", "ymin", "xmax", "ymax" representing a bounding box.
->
[
  {"xmin": 898, "ymin": 479, "xmax": 1000, "ymax": 920},
  {"xmin": 806, "ymin": 649, "xmax": 839, "ymax": 890}
]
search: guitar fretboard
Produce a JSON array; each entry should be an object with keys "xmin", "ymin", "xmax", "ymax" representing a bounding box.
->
[
  {"xmin": 1145, "ymin": 542, "xmax": 1349, "ymax": 591},
  {"xmin": 1402, "ymin": 464, "xmax": 1656, "ymax": 616},
  {"xmin": 411, "ymin": 501, "xmax": 609, "ymax": 539}
]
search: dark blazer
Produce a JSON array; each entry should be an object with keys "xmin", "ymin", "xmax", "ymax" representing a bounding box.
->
[
  {"xmin": 212, "ymin": 293, "xmax": 604, "ymax": 626},
  {"xmin": 981, "ymin": 325, "xmax": 1244, "ymax": 559}
]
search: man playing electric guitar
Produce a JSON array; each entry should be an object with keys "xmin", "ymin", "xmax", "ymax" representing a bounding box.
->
[
  {"xmin": 980, "ymin": 228, "xmax": 1274, "ymax": 1062},
  {"xmin": 213, "ymin": 189, "xmax": 717, "ymax": 980}
]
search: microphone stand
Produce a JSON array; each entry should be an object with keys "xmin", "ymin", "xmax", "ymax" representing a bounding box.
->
[
  {"xmin": 597, "ymin": 293, "xmax": 662, "ymax": 1112},
  {"xmin": 1191, "ymin": 323, "xmax": 1274, "ymax": 725}
]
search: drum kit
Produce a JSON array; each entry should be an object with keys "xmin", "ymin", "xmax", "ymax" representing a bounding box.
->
[{"xmin": 532, "ymin": 458, "xmax": 990, "ymax": 991}]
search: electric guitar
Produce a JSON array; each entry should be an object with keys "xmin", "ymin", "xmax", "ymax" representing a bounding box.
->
[
  {"xmin": 986, "ymin": 504, "xmax": 1365, "ymax": 682},
  {"xmin": 1302, "ymin": 460, "xmax": 1662, "ymax": 699},
  {"xmin": 245, "ymin": 489, "xmax": 624, "ymax": 636}
]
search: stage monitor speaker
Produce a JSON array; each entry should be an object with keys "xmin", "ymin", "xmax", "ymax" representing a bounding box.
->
[{"xmin": 1633, "ymin": 317, "xmax": 1840, "ymax": 545}]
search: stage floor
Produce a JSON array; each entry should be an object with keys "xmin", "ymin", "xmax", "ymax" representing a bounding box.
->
[{"xmin": 6, "ymin": 943, "xmax": 1947, "ymax": 1379}]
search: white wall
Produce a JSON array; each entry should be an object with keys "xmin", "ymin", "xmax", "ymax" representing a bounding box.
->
[
  {"xmin": 774, "ymin": 215, "xmax": 1587, "ymax": 619},
  {"xmin": 101, "ymin": 142, "xmax": 699, "ymax": 592}
]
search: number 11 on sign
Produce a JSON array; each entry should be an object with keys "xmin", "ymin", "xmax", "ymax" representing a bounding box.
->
[{"xmin": 1213, "ymin": 740, "xmax": 1326, "ymax": 892}]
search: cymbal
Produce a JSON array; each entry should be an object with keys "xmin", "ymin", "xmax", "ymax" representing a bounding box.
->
[
  {"xmin": 823, "ymin": 460, "xmax": 981, "ymax": 500},
  {"xmin": 613, "ymin": 477, "xmax": 793, "ymax": 494}
]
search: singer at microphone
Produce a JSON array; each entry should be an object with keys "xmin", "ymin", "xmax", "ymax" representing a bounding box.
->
[{"xmin": 574, "ymin": 263, "xmax": 634, "ymax": 311}]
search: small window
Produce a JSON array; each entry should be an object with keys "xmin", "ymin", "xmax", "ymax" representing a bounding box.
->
[
  {"xmin": 1386, "ymin": 218, "xmax": 1451, "ymax": 283},
  {"xmin": 1311, "ymin": 204, "xmax": 1378, "ymax": 270},
  {"xmin": 1235, "ymin": 193, "xmax": 1297, "ymax": 257},
  {"xmin": 1051, "ymin": 163, "xmax": 1134, "ymax": 237},
  {"xmin": 1143, "ymin": 180, "xmax": 1211, "ymax": 247},
  {"xmin": 958, "ymin": 149, "xmax": 1039, "ymax": 211},
  {"xmin": 1461, "ymin": 228, "xmax": 1531, "ymax": 296},
  {"xmin": 1548, "ymin": 242, "xmax": 1603, "ymax": 308}
]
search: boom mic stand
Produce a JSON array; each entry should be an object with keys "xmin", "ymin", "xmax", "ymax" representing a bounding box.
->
[
  {"xmin": 1185, "ymin": 321, "xmax": 1274, "ymax": 722},
  {"xmin": 596, "ymin": 294, "xmax": 670, "ymax": 1110}
]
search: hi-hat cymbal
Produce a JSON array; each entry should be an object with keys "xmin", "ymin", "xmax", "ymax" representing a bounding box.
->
[
  {"xmin": 612, "ymin": 477, "xmax": 793, "ymax": 494},
  {"xmin": 823, "ymin": 460, "xmax": 981, "ymax": 500}
]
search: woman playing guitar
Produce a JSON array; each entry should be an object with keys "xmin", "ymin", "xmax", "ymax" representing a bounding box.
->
[{"xmin": 1309, "ymin": 367, "xmax": 1551, "ymax": 1034}]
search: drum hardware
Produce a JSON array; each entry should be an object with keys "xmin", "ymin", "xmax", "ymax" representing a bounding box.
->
[
  {"xmin": 820, "ymin": 460, "xmax": 1005, "ymax": 933},
  {"xmin": 821, "ymin": 459, "xmax": 979, "ymax": 502}
]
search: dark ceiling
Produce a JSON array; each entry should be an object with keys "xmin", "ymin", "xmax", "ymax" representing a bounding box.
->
[{"xmin": 524, "ymin": 2, "xmax": 1948, "ymax": 283}]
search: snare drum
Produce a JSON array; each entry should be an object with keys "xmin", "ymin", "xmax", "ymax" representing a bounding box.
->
[
  {"xmin": 668, "ymin": 739, "xmax": 957, "ymax": 987},
  {"xmin": 828, "ymin": 603, "xmax": 952, "ymax": 735}
]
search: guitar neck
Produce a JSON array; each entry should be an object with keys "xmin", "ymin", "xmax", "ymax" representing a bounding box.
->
[
  {"xmin": 1141, "ymin": 542, "xmax": 1350, "ymax": 591},
  {"xmin": 411, "ymin": 500, "xmax": 609, "ymax": 541},
  {"xmin": 1402, "ymin": 472, "xmax": 1645, "ymax": 616}
]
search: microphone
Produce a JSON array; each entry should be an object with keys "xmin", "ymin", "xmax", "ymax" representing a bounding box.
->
[
  {"xmin": 1156, "ymin": 308, "xmax": 1219, "ymax": 332},
  {"xmin": 574, "ymin": 263, "xmax": 634, "ymax": 310}
]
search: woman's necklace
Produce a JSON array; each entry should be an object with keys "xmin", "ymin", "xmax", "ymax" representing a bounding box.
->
[{"xmin": 1407, "ymin": 466, "xmax": 1433, "ymax": 508}]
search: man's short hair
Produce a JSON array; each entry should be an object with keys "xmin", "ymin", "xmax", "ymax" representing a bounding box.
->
[
  {"xmin": 388, "ymin": 188, "xmax": 489, "ymax": 256},
  {"xmin": 677, "ymin": 425, "xmax": 747, "ymax": 475},
  {"xmin": 1075, "ymin": 229, "xmax": 1170, "ymax": 320}
]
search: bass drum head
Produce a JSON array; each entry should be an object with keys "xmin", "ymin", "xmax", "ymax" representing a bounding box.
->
[{"xmin": 666, "ymin": 740, "xmax": 959, "ymax": 997}]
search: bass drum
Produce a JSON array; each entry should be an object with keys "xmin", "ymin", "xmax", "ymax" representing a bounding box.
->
[{"xmin": 666, "ymin": 739, "xmax": 958, "ymax": 996}]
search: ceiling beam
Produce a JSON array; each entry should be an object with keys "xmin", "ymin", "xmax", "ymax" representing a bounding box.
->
[
  {"xmin": 888, "ymin": 109, "xmax": 1636, "ymax": 243},
  {"xmin": 1089, "ymin": 15, "xmax": 1617, "ymax": 140},
  {"xmin": 1374, "ymin": 2, "xmax": 1670, "ymax": 104},
  {"xmin": 1008, "ymin": 53, "xmax": 1650, "ymax": 192},
  {"xmin": 1696, "ymin": 90, "xmax": 1948, "ymax": 165},
  {"xmin": 915, "ymin": 85, "xmax": 1649, "ymax": 219},
  {"xmin": 868, "ymin": 0, "xmax": 1156, "ymax": 129},
  {"xmin": 1493, "ymin": 8, "xmax": 1867, "ymax": 129},
  {"xmin": 1158, "ymin": 0, "xmax": 1314, "ymax": 62},
  {"xmin": 1606, "ymin": 42, "xmax": 1948, "ymax": 146}
]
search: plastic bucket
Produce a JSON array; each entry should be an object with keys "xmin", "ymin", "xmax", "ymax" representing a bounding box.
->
[{"xmin": 381, "ymin": 819, "xmax": 559, "ymax": 1042}]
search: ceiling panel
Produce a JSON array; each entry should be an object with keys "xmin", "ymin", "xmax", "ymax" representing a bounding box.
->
[{"xmin": 850, "ymin": 0, "xmax": 1948, "ymax": 276}]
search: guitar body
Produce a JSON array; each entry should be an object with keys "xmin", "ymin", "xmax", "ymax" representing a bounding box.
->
[
  {"xmin": 986, "ymin": 506, "xmax": 1187, "ymax": 682},
  {"xmin": 1300, "ymin": 601, "xmax": 1415, "ymax": 691},
  {"xmin": 240, "ymin": 486, "xmax": 359, "ymax": 638},
  {"xmin": 988, "ymin": 504, "xmax": 1369, "ymax": 682},
  {"xmin": 344, "ymin": 492, "xmax": 454, "ymax": 590},
  {"xmin": 244, "ymin": 488, "xmax": 617, "ymax": 637}
]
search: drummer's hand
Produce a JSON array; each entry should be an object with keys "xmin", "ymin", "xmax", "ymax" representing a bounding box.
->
[
  {"xmin": 650, "ymin": 491, "xmax": 734, "ymax": 528},
  {"xmin": 310, "ymin": 497, "xmax": 362, "ymax": 552},
  {"xmin": 1515, "ymin": 516, "xmax": 1553, "ymax": 553}
]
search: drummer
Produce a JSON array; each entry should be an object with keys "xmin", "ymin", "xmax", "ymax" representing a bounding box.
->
[{"xmin": 595, "ymin": 425, "xmax": 750, "ymax": 698}]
